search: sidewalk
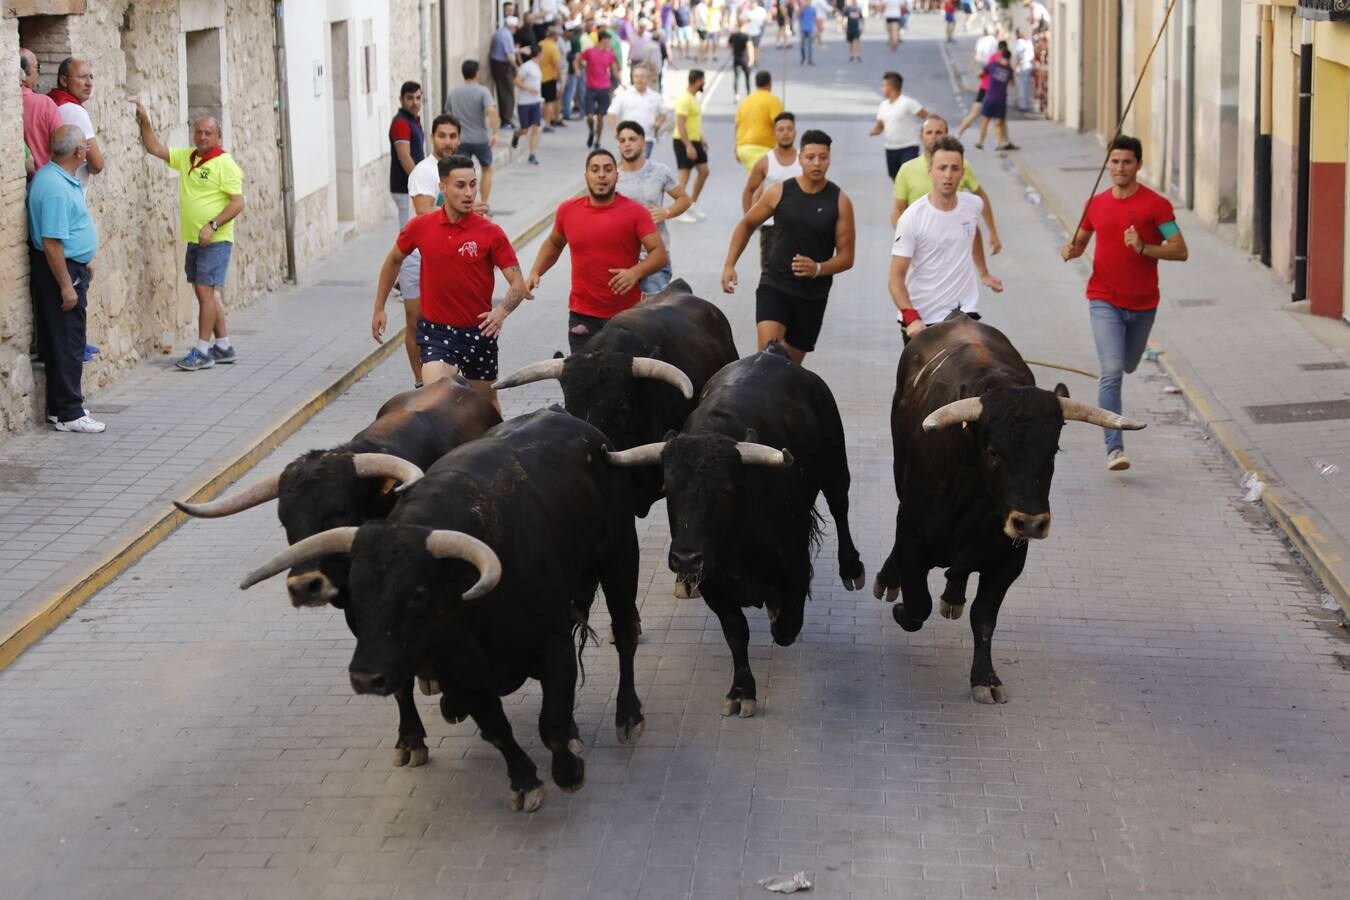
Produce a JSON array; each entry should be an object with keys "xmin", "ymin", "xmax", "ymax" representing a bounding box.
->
[
  {"xmin": 1003, "ymin": 118, "xmax": 1350, "ymax": 613},
  {"xmin": 0, "ymin": 128, "xmax": 590, "ymax": 668}
]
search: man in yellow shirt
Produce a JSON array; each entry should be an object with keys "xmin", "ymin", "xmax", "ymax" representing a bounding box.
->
[
  {"xmin": 891, "ymin": 115, "xmax": 1001, "ymax": 254},
  {"xmin": 733, "ymin": 70, "xmax": 783, "ymax": 174},
  {"xmin": 132, "ymin": 100, "xmax": 245, "ymax": 371},
  {"xmin": 672, "ymin": 69, "xmax": 709, "ymax": 221},
  {"xmin": 538, "ymin": 27, "xmax": 564, "ymax": 128}
]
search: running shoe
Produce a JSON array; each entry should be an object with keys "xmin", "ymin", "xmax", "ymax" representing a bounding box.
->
[
  {"xmin": 1107, "ymin": 449, "xmax": 1131, "ymax": 471},
  {"xmin": 209, "ymin": 344, "xmax": 238, "ymax": 364},
  {"xmin": 175, "ymin": 348, "xmax": 215, "ymax": 371},
  {"xmin": 528, "ymin": 154, "xmax": 539, "ymax": 165},
  {"xmin": 53, "ymin": 414, "xmax": 106, "ymax": 434}
]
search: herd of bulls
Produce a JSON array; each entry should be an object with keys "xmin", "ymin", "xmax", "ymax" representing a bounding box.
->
[{"xmin": 176, "ymin": 279, "xmax": 1143, "ymax": 811}]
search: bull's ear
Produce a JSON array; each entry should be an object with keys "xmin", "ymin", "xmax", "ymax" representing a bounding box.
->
[
  {"xmin": 745, "ymin": 427, "xmax": 759, "ymax": 443},
  {"xmin": 663, "ymin": 428, "xmax": 678, "ymax": 441},
  {"xmin": 552, "ymin": 350, "xmax": 564, "ymax": 359},
  {"xmin": 1053, "ymin": 382, "xmax": 1070, "ymax": 399}
]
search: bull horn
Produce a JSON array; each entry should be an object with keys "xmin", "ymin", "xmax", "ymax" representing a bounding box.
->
[
  {"xmin": 175, "ymin": 474, "xmax": 281, "ymax": 519},
  {"xmin": 425, "ymin": 531, "xmax": 502, "ymax": 600},
  {"xmin": 735, "ymin": 442, "xmax": 793, "ymax": 468},
  {"xmin": 604, "ymin": 442, "xmax": 667, "ymax": 467},
  {"xmin": 351, "ymin": 453, "xmax": 424, "ymax": 489},
  {"xmin": 631, "ymin": 358, "xmax": 695, "ymax": 399},
  {"xmin": 923, "ymin": 398, "xmax": 984, "ymax": 431},
  {"xmin": 239, "ymin": 526, "xmax": 358, "ymax": 590},
  {"xmin": 1060, "ymin": 398, "xmax": 1146, "ymax": 431},
  {"xmin": 492, "ymin": 358, "xmax": 566, "ymax": 390}
]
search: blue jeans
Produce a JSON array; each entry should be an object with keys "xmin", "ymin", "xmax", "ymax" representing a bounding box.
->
[
  {"xmin": 563, "ymin": 73, "xmax": 583, "ymax": 117},
  {"xmin": 1017, "ymin": 68, "xmax": 1033, "ymax": 110},
  {"xmin": 800, "ymin": 31, "xmax": 814, "ymax": 64},
  {"xmin": 1089, "ymin": 300, "xmax": 1156, "ymax": 454},
  {"xmin": 640, "ymin": 264, "xmax": 673, "ymax": 295}
]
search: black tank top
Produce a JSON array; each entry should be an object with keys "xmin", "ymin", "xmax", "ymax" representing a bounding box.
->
[{"xmin": 763, "ymin": 178, "xmax": 840, "ymax": 302}]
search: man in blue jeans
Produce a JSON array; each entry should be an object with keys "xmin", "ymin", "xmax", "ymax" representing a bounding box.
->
[
  {"xmin": 1061, "ymin": 135, "xmax": 1188, "ymax": 471},
  {"xmin": 798, "ymin": 2, "xmax": 817, "ymax": 65}
]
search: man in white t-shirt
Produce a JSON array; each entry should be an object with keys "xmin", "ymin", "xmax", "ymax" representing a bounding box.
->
[
  {"xmin": 881, "ymin": 0, "xmax": 907, "ymax": 52},
  {"xmin": 399, "ymin": 113, "xmax": 470, "ymax": 386},
  {"xmin": 607, "ymin": 64, "xmax": 668, "ymax": 157},
  {"xmin": 512, "ymin": 51, "xmax": 544, "ymax": 163},
  {"xmin": 868, "ymin": 71, "xmax": 929, "ymax": 181},
  {"xmin": 742, "ymin": 3, "xmax": 768, "ymax": 65},
  {"xmin": 890, "ymin": 136, "xmax": 1003, "ymax": 338},
  {"xmin": 49, "ymin": 57, "xmax": 104, "ymax": 190}
]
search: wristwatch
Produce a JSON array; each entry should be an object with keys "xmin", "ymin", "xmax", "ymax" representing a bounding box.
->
[{"xmin": 208, "ymin": 220, "xmax": 219, "ymax": 230}]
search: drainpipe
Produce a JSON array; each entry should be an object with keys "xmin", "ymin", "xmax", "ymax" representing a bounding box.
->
[
  {"xmin": 1183, "ymin": 0, "xmax": 1195, "ymax": 207},
  {"xmin": 1254, "ymin": 4, "xmax": 1273, "ymax": 267},
  {"xmin": 1292, "ymin": 14, "xmax": 1312, "ymax": 301},
  {"xmin": 273, "ymin": 1, "xmax": 298, "ymax": 283},
  {"xmin": 439, "ymin": 0, "xmax": 449, "ymax": 110}
]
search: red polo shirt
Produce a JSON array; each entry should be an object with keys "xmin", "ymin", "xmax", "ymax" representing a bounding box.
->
[
  {"xmin": 1082, "ymin": 184, "xmax": 1177, "ymax": 311},
  {"xmin": 553, "ymin": 194, "xmax": 658, "ymax": 319},
  {"xmin": 396, "ymin": 209, "xmax": 518, "ymax": 327}
]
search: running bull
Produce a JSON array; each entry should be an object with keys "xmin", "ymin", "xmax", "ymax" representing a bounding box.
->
[
  {"xmin": 608, "ymin": 345, "xmax": 865, "ymax": 717},
  {"xmin": 872, "ymin": 315, "xmax": 1144, "ymax": 703},
  {"xmin": 175, "ymin": 376, "xmax": 501, "ymax": 765},
  {"xmin": 493, "ymin": 280, "xmax": 738, "ymax": 514},
  {"xmin": 238, "ymin": 408, "xmax": 644, "ymax": 812}
]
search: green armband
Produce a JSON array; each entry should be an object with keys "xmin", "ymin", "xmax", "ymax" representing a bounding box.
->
[{"xmin": 1158, "ymin": 220, "xmax": 1180, "ymax": 239}]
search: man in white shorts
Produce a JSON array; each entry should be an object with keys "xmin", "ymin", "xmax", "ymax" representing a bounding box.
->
[{"xmin": 889, "ymin": 135, "xmax": 1003, "ymax": 340}]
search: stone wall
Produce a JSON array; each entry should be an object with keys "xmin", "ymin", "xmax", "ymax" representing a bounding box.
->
[{"xmin": 0, "ymin": 0, "xmax": 286, "ymax": 440}]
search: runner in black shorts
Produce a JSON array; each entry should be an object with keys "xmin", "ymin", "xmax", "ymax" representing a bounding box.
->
[{"xmin": 720, "ymin": 129, "xmax": 856, "ymax": 364}]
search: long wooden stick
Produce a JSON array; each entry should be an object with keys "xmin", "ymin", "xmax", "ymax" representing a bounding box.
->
[
  {"xmin": 1023, "ymin": 359, "xmax": 1099, "ymax": 380},
  {"xmin": 1071, "ymin": 0, "xmax": 1181, "ymax": 237}
]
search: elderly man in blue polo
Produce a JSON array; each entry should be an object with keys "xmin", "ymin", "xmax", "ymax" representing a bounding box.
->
[{"xmin": 28, "ymin": 124, "xmax": 103, "ymax": 433}]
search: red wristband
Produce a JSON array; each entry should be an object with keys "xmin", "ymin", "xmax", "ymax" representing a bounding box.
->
[{"xmin": 900, "ymin": 309, "xmax": 921, "ymax": 327}]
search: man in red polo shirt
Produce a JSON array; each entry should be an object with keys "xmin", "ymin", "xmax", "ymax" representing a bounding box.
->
[
  {"xmin": 520, "ymin": 148, "xmax": 668, "ymax": 353},
  {"xmin": 1061, "ymin": 134, "xmax": 1188, "ymax": 472},
  {"xmin": 372, "ymin": 154, "xmax": 529, "ymax": 409}
]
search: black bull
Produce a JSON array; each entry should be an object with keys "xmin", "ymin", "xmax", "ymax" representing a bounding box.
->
[
  {"xmin": 494, "ymin": 280, "xmax": 739, "ymax": 515},
  {"xmin": 608, "ymin": 346, "xmax": 866, "ymax": 717},
  {"xmin": 239, "ymin": 408, "xmax": 643, "ymax": 813},
  {"xmin": 175, "ymin": 376, "xmax": 501, "ymax": 766},
  {"xmin": 873, "ymin": 316, "xmax": 1144, "ymax": 703}
]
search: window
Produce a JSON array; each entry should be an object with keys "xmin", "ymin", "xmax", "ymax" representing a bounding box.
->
[{"xmin": 185, "ymin": 28, "xmax": 223, "ymax": 128}]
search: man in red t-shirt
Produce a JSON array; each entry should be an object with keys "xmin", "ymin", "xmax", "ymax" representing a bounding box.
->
[
  {"xmin": 1061, "ymin": 135, "xmax": 1189, "ymax": 472},
  {"xmin": 520, "ymin": 148, "xmax": 668, "ymax": 353},
  {"xmin": 372, "ymin": 154, "xmax": 529, "ymax": 409}
]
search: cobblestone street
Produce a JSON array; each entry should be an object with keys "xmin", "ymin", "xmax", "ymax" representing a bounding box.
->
[{"xmin": 0, "ymin": 21, "xmax": 1347, "ymax": 900}]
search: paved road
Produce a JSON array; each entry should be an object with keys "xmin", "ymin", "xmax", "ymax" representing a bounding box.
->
[{"xmin": 2, "ymin": 19, "xmax": 1348, "ymax": 900}]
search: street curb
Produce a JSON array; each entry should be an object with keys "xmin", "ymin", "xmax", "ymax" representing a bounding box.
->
[
  {"xmin": 1008, "ymin": 153, "xmax": 1350, "ymax": 616},
  {"xmin": 0, "ymin": 205, "xmax": 565, "ymax": 674}
]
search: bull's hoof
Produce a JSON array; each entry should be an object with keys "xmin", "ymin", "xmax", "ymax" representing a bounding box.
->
[
  {"xmin": 551, "ymin": 752, "xmax": 585, "ymax": 793},
  {"xmin": 972, "ymin": 684, "xmax": 1010, "ymax": 704},
  {"xmin": 567, "ymin": 737, "xmax": 585, "ymax": 755},
  {"xmin": 841, "ymin": 563, "xmax": 866, "ymax": 591},
  {"xmin": 674, "ymin": 581, "xmax": 702, "ymax": 599},
  {"xmin": 392, "ymin": 738, "xmax": 429, "ymax": 768},
  {"xmin": 416, "ymin": 676, "xmax": 442, "ymax": 696},
  {"xmin": 722, "ymin": 696, "xmax": 757, "ymax": 718},
  {"xmin": 439, "ymin": 694, "xmax": 468, "ymax": 724},
  {"xmin": 892, "ymin": 605, "xmax": 924, "ymax": 632},
  {"xmin": 508, "ymin": 783, "xmax": 547, "ymax": 813},
  {"xmin": 616, "ymin": 716, "xmax": 645, "ymax": 745},
  {"xmin": 939, "ymin": 599, "xmax": 965, "ymax": 620},
  {"xmin": 872, "ymin": 578, "xmax": 899, "ymax": 603},
  {"xmin": 607, "ymin": 618, "xmax": 643, "ymax": 645}
]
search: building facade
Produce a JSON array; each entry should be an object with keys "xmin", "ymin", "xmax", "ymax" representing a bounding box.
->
[
  {"xmin": 0, "ymin": 0, "xmax": 497, "ymax": 440},
  {"xmin": 1046, "ymin": 0, "xmax": 1350, "ymax": 323}
]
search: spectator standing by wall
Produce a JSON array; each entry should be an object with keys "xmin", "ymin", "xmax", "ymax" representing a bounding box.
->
[
  {"xmin": 388, "ymin": 81, "xmax": 425, "ymax": 227},
  {"xmin": 490, "ymin": 15, "xmax": 521, "ymax": 131},
  {"xmin": 28, "ymin": 126, "xmax": 102, "ymax": 433},
  {"xmin": 1014, "ymin": 29, "xmax": 1035, "ymax": 111},
  {"xmin": 448, "ymin": 60, "xmax": 500, "ymax": 209},
  {"xmin": 48, "ymin": 57, "xmax": 104, "ymax": 190},
  {"xmin": 131, "ymin": 100, "xmax": 245, "ymax": 372},
  {"xmin": 20, "ymin": 49, "xmax": 61, "ymax": 175}
]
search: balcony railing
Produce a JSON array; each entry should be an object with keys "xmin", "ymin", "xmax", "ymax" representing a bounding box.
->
[{"xmin": 1298, "ymin": 0, "xmax": 1350, "ymax": 21}]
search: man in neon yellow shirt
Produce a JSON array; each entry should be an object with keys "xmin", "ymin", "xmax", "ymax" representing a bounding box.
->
[
  {"xmin": 673, "ymin": 69, "xmax": 709, "ymax": 221},
  {"xmin": 132, "ymin": 100, "xmax": 246, "ymax": 371},
  {"xmin": 734, "ymin": 70, "xmax": 783, "ymax": 174},
  {"xmin": 891, "ymin": 115, "xmax": 1001, "ymax": 255}
]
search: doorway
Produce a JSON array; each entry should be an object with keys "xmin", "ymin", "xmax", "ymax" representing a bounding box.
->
[{"xmin": 329, "ymin": 20, "xmax": 355, "ymax": 225}]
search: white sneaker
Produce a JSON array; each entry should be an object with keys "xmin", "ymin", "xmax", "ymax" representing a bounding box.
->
[
  {"xmin": 47, "ymin": 408, "xmax": 88, "ymax": 424},
  {"xmin": 54, "ymin": 414, "xmax": 106, "ymax": 434},
  {"xmin": 691, "ymin": 207, "xmax": 708, "ymax": 221},
  {"xmin": 674, "ymin": 211, "xmax": 698, "ymax": 224}
]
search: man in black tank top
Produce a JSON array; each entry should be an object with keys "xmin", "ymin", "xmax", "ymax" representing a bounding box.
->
[{"xmin": 721, "ymin": 129, "xmax": 856, "ymax": 364}]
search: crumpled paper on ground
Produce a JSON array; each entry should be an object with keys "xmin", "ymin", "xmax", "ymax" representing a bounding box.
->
[{"xmin": 759, "ymin": 871, "xmax": 813, "ymax": 893}]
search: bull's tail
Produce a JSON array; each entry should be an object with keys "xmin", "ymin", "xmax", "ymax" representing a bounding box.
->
[{"xmin": 570, "ymin": 609, "xmax": 599, "ymax": 688}]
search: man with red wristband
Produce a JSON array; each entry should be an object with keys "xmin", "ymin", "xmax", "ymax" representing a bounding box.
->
[{"xmin": 889, "ymin": 135, "xmax": 1002, "ymax": 342}]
